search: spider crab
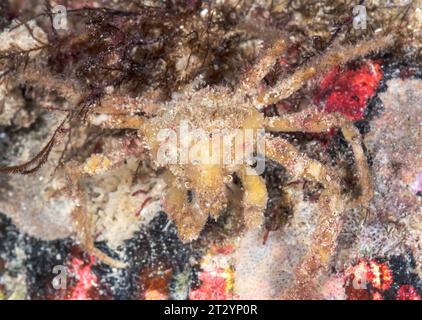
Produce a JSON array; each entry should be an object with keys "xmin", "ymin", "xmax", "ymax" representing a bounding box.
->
[{"xmin": 1, "ymin": 31, "xmax": 394, "ymax": 298}]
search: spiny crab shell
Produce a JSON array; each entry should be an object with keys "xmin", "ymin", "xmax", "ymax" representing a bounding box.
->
[{"xmin": 140, "ymin": 86, "xmax": 267, "ymax": 241}]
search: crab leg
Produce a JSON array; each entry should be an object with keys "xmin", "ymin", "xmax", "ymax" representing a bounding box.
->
[
  {"xmin": 238, "ymin": 38, "xmax": 286, "ymax": 92},
  {"xmin": 88, "ymin": 113, "xmax": 145, "ymax": 129},
  {"xmin": 90, "ymin": 94, "xmax": 161, "ymax": 115},
  {"xmin": 265, "ymin": 110, "xmax": 373, "ymax": 208},
  {"xmin": 260, "ymin": 35, "xmax": 394, "ymax": 105},
  {"xmin": 65, "ymin": 162, "xmax": 127, "ymax": 268},
  {"xmin": 265, "ymin": 136, "xmax": 343, "ymax": 299},
  {"xmin": 87, "ymin": 94, "xmax": 163, "ymax": 129}
]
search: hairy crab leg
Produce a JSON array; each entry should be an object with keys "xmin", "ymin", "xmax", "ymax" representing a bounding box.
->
[
  {"xmin": 65, "ymin": 162, "xmax": 127, "ymax": 269},
  {"xmin": 260, "ymin": 35, "xmax": 394, "ymax": 105},
  {"xmin": 87, "ymin": 93, "xmax": 163, "ymax": 129},
  {"xmin": 237, "ymin": 38, "xmax": 286, "ymax": 92},
  {"xmin": 265, "ymin": 136, "xmax": 344, "ymax": 299},
  {"xmin": 88, "ymin": 113, "xmax": 145, "ymax": 130},
  {"xmin": 264, "ymin": 110, "xmax": 373, "ymax": 208},
  {"xmin": 91, "ymin": 94, "xmax": 161, "ymax": 116}
]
